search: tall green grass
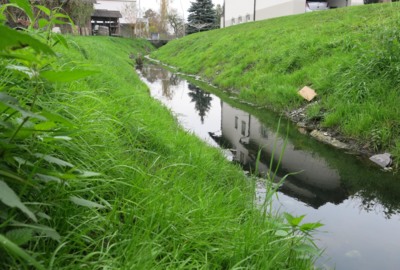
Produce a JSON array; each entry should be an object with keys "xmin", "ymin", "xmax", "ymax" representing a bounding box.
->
[
  {"xmin": 49, "ymin": 36, "xmax": 321, "ymax": 269},
  {"xmin": 0, "ymin": 1, "xmax": 322, "ymax": 268},
  {"xmin": 152, "ymin": 3, "xmax": 400, "ymax": 165}
]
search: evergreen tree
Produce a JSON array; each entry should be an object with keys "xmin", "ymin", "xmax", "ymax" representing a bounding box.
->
[{"xmin": 187, "ymin": 0, "xmax": 217, "ymax": 34}]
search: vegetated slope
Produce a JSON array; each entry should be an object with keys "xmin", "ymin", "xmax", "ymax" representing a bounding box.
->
[
  {"xmin": 1, "ymin": 34, "xmax": 321, "ymax": 269},
  {"xmin": 152, "ymin": 3, "xmax": 400, "ymax": 165}
]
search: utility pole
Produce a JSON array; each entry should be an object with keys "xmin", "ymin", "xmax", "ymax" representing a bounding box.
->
[
  {"xmin": 160, "ymin": 0, "xmax": 169, "ymax": 38},
  {"xmin": 180, "ymin": 0, "xmax": 186, "ymax": 35},
  {"xmin": 253, "ymin": 0, "xmax": 257, "ymax": 21}
]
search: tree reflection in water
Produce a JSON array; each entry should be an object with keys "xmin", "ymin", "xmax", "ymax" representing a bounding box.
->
[
  {"xmin": 137, "ymin": 65, "xmax": 182, "ymax": 100},
  {"xmin": 188, "ymin": 83, "xmax": 212, "ymax": 124},
  {"xmin": 169, "ymin": 74, "xmax": 180, "ymax": 86}
]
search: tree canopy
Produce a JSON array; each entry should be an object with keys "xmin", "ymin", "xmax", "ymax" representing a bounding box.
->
[
  {"xmin": 187, "ymin": 0, "xmax": 217, "ymax": 34},
  {"xmin": 167, "ymin": 9, "xmax": 185, "ymax": 37},
  {"xmin": 144, "ymin": 9, "xmax": 161, "ymax": 34}
]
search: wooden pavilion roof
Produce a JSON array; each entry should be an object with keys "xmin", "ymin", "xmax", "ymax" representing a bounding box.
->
[{"xmin": 92, "ymin": 9, "xmax": 122, "ymax": 19}]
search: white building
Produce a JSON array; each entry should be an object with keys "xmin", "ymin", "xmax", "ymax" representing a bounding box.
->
[
  {"xmin": 95, "ymin": 0, "xmax": 136, "ymax": 24},
  {"xmin": 221, "ymin": 0, "xmax": 365, "ymax": 28}
]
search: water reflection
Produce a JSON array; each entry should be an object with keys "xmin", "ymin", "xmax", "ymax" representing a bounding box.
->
[
  {"xmin": 137, "ymin": 64, "xmax": 222, "ymax": 147},
  {"xmin": 139, "ymin": 65, "xmax": 179, "ymax": 100},
  {"xmin": 137, "ymin": 63, "xmax": 400, "ymax": 214},
  {"xmin": 137, "ymin": 63, "xmax": 400, "ymax": 270},
  {"xmin": 188, "ymin": 84, "xmax": 213, "ymax": 124},
  {"xmin": 215, "ymin": 102, "xmax": 347, "ymax": 208}
]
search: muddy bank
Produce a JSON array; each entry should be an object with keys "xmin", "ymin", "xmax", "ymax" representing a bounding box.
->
[{"xmin": 285, "ymin": 102, "xmax": 381, "ymax": 158}]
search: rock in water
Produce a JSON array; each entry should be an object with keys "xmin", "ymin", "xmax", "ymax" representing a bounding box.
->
[
  {"xmin": 310, "ymin": 130, "xmax": 348, "ymax": 149},
  {"xmin": 369, "ymin": 153, "xmax": 392, "ymax": 168}
]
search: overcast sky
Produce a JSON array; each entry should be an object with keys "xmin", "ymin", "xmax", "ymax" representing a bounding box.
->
[
  {"xmin": 139, "ymin": 0, "xmax": 223, "ymax": 14},
  {"xmin": 96, "ymin": 0, "xmax": 223, "ymax": 22}
]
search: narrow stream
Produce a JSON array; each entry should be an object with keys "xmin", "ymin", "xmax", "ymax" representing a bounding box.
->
[{"xmin": 137, "ymin": 63, "xmax": 400, "ymax": 270}]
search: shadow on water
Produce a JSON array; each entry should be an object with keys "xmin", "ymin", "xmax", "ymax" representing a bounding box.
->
[{"xmin": 137, "ymin": 63, "xmax": 400, "ymax": 270}]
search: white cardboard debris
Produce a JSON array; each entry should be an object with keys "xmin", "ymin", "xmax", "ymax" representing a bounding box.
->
[
  {"xmin": 299, "ymin": 86, "xmax": 317, "ymax": 101},
  {"xmin": 369, "ymin": 153, "xmax": 392, "ymax": 168}
]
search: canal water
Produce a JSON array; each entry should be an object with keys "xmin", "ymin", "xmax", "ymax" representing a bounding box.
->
[{"xmin": 137, "ymin": 63, "xmax": 400, "ymax": 270}]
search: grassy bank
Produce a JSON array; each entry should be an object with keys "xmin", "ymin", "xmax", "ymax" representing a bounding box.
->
[
  {"xmin": 1, "ymin": 11, "xmax": 321, "ymax": 270},
  {"xmin": 152, "ymin": 3, "xmax": 400, "ymax": 166}
]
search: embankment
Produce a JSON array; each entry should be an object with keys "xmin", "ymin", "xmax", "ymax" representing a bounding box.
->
[
  {"xmin": 152, "ymin": 3, "xmax": 400, "ymax": 168},
  {"xmin": 1, "ymin": 33, "xmax": 320, "ymax": 269}
]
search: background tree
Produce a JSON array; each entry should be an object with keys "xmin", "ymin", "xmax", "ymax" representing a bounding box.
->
[
  {"xmin": 144, "ymin": 8, "xmax": 161, "ymax": 36},
  {"xmin": 2, "ymin": 0, "xmax": 94, "ymax": 34},
  {"xmin": 122, "ymin": 2, "xmax": 136, "ymax": 37},
  {"xmin": 159, "ymin": 0, "xmax": 169, "ymax": 38},
  {"xmin": 167, "ymin": 8, "xmax": 185, "ymax": 38},
  {"xmin": 65, "ymin": 0, "xmax": 94, "ymax": 35},
  {"xmin": 38, "ymin": 0, "xmax": 94, "ymax": 30},
  {"xmin": 187, "ymin": 0, "xmax": 217, "ymax": 35}
]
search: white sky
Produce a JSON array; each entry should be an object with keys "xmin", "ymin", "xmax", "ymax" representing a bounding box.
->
[
  {"xmin": 95, "ymin": 0, "xmax": 223, "ymax": 22},
  {"xmin": 139, "ymin": 0, "xmax": 223, "ymax": 15}
]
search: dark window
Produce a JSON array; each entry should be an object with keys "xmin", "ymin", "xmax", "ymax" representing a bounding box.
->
[
  {"xmin": 241, "ymin": 121, "xmax": 246, "ymax": 136},
  {"xmin": 260, "ymin": 126, "xmax": 268, "ymax": 138}
]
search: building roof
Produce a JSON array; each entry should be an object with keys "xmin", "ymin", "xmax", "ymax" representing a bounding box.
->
[{"xmin": 92, "ymin": 9, "xmax": 122, "ymax": 18}]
